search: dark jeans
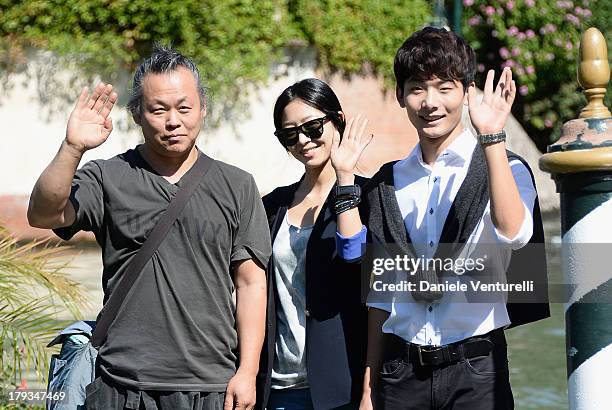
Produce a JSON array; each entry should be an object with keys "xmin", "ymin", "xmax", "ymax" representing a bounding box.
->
[
  {"xmin": 267, "ymin": 388, "xmax": 358, "ymax": 410},
  {"xmin": 377, "ymin": 331, "xmax": 514, "ymax": 410},
  {"xmin": 84, "ymin": 376, "xmax": 225, "ymax": 410}
]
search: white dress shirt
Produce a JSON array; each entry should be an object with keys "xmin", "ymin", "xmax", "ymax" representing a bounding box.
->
[{"xmin": 367, "ymin": 129, "xmax": 537, "ymax": 346}]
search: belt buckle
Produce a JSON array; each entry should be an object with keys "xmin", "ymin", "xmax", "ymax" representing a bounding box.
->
[{"xmin": 416, "ymin": 345, "xmax": 425, "ymax": 366}]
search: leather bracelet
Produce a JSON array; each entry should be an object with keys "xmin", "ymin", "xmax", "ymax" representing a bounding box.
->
[
  {"xmin": 477, "ymin": 130, "xmax": 506, "ymax": 145},
  {"xmin": 334, "ymin": 197, "xmax": 361, "ymax": 214}
]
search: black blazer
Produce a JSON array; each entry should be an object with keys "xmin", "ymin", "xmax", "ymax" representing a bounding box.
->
[{"xmin": 256, "ymin": 176, "xmax": 368, "ymax": 410}]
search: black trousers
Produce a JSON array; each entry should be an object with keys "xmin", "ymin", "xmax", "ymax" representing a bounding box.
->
[
  {"xmin": 376, "ymin": 330, "xmax": 514, "ymax": 410},
  {"xmin": 84, "ymin": 376, "xmax": 225, "ymax": 410}
]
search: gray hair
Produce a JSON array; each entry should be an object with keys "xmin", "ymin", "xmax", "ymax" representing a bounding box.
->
[{"xmin": 127, "ymin": 43, "xmax": 207, "ymax": 117}]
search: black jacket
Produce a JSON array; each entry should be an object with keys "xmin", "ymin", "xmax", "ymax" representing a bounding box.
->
[{"xmin": 256, "ymin": 176, "xmax": 369, "ymax": 410}]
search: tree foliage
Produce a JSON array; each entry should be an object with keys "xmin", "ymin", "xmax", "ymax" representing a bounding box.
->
[
  {"xmin": 0, "ymin": 226, "xmax": 85, "ymax": 397},
  {"xmin": 0, "ymin": 0, "xmax": 431, "ymax": 118}
]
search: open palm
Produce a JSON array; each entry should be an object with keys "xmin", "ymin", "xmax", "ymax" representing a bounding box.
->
[
  {"xmin": 331, "ymin": 114, "xmax": 373, "ymax": 175},
  {"xmin": 66, "ymin": 83, "xmax": 118, "ymax": 153},
  {"xmin": 468, "ymin": 67, "xmax": 516, "ymax": 135}
]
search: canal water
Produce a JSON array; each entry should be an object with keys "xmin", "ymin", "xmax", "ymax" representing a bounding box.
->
[{"xmin": 56, "ymin": 213, "xmax": 568, "ymax": 409}]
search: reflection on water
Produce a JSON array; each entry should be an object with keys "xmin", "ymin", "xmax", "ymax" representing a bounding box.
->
[{"xmin": 506, "ymin": 213, "xmax": 567, "ymax": 409}]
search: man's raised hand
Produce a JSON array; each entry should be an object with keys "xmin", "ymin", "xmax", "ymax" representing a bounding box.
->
[
  {"xmin": 65, "ymin": 83, "xmax": 118, "ymax": 154},
  {"xmin": 467, "ymin": 67, "xmax": 516, "ymax": 135}
]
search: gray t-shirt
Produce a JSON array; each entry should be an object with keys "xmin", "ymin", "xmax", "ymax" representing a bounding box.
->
[
  {"xmin": 54, "ymin": 147, "xmax": 271, "ymax": 391},
  {"xmin": 270, "ymin": 212, "xmax": 311, "ymax": 389}
]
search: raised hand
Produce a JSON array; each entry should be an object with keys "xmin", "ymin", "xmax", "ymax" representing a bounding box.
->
[
  {"xmin": 331, "ymin": 114, "xmax": 373, "ymax": 180},
  {"xmin": 65, "ymin": 83, "xmax": 118, "ymax": 154},
  {"xmin": 467, "ymin": 67, "xmax": 516, "ymax": 135}
]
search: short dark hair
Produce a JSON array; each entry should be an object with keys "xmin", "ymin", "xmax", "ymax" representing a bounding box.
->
[
  {"xmin": 273, "ymin": 78, "xmax": 346, "ymax": 138},
  {"xmin": 394, "ymin": 27, "xmax": 476, "ymax": 92},
  {"xmin": 127, "ymin": 43, "xmax": 207, "ymax": 117}
]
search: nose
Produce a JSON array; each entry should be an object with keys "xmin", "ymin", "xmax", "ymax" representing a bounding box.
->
[
  {"xmin": 166, "ymin": 110, "xmax": 181, "ymax": 129},
  {"xmin": 297, "ymin": 130, "xmax": 312, "ymax": 145},
  {"xmin": 422, "ymin": 88, "xmax": 439, "ymax": 110}
]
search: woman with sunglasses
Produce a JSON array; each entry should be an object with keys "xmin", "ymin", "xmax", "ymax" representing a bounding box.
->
[{"xmin": 256, "ymin": 78, "xmax": 373, "ymax": 410}]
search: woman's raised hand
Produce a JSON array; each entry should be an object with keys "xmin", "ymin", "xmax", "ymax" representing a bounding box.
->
[{"xmin": 331, "ymin": 114, "xmax": 373, "ymax": 181}]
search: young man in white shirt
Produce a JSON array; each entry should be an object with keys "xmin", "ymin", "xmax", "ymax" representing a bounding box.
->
[{"xmin": 332, "ymin": 27, "xmax": 548, "ymax": 409}]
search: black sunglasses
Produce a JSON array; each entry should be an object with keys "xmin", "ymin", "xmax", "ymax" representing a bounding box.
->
[{"xmin": 274, "ymin": 115, "xmax": 332, "ymax": 147}]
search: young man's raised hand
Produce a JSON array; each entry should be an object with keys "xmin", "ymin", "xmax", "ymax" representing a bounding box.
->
[
  {"xmin": 66, "ymin": 83, "xmax": 118, "ymax": 154},
  {"xmin": 467, "ymin": 67, "xmax": 516, "ymax": 135}
]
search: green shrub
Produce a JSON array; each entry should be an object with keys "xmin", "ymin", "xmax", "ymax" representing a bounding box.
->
[{"xmin": 462, "ymin": 0, "xmax": 610, "ymax": 150}]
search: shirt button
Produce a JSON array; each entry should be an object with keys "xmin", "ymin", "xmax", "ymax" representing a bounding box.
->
[
  {"xmin": 305, "ymin": 309, "xmax": 310, "ymax": 317},
  {"xmin": 428, "ymin": 305, "xmax": 433, "ymax": 312},
  {"xmin": 429, "ymin": 208, "xmax": 434, "ymax": 215},
  {"xmin": 429, "ymin": 241, "xmax": 434, "ymax": 247}
]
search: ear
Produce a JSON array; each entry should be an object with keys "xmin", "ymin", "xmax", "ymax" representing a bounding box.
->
[
  {"xmin": 396, "ymin": 85, "xmax": 405, "ymax": 108},
  {"xmin": 463, "ymin": 81, "xmax": 475, "ymax": 106},
  {"xmin": 132, "ymin": 111, "xmax": 142, "ymax": 126},
  {"xmin": 200, "ymin": 104, "xmax": 207, "ymax": 120}
]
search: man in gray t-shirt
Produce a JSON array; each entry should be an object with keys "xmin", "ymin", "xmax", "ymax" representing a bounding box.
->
[{"xmin": 28, "ymin": 44, "xmax": 271, "ymax": 410}]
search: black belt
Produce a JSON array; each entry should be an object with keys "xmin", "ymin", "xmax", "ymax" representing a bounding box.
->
[{"xmin": 398, "ymin": 328, "xmax": 505, "ymax": 367}]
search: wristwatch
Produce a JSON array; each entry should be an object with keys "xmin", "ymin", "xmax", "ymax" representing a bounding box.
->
[{"xmin": 333, "ymin": 184, "xmax": 361, "ymax": 200}]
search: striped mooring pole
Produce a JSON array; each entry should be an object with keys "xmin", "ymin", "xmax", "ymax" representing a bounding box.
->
[{"xmin": 540, "ymin": 28, "xmax": 612, "ymax": 409}]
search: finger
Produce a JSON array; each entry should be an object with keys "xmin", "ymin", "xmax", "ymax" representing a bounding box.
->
[
  {"xmin": 356, "ymin": 117, "xmax": 369, "ymax": 144},
  {"xmin": 483, "ymin": 70, "xmax": 494, "ymax": 103},
  {"xmin": 93, "ymin": 84, "xmax": 113, "ymax": 113},
  {"xmin": 507, "ymin": 80, "xmax": 516, "ymax": 106},
  {"xmin": 348, "ymin": 114, "xmax": 362, "ymax": 140},
  {"xmin": 75, "ymin": 87, "xmax": 89, "ymax": 109},
  {"xmin": 223, "ymin": 392, "xmax": 234, "ymax": 410},
  {"xmin": 344, "ymin": 117, "xmax": 355, "ymax": 141},
  {"xmin": 99, "ymin": 91, "xmax": 118, "ymax": 118},
  {"xmin": 103, "ymin": 117, "xmax": 113, "ymax": 136},
  {"xmin": 467, "ymin": 84, "xmax": 477, "ymax": 110},
  {"xmin": 87, "ymin": 83, "xmax": 106, "ymax": 109},
  {"xmin": 494, "ymin": 68, "xmax": 507, "ymax": 98},
  {"xmin": 331, "ymin": 130, "xmax": 341, "ymax": 154}
]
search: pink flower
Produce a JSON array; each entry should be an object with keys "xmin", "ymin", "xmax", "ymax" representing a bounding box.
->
[
  {"xmin": 519, "ymin": 85, "xmax": 529, "ymax": 95},
  {"xmin": 497, "ymin": 7, "xmax": 504, "ymax": 15},
  {"xmin": 545, "ymin": 119, "xmax": 553, "ymax": 128},
  {"xmin": 485, "ymin": 5, "xmax": 495, "ymax": 15},
  {"xmin": 546, "ymin": 53, "xmax": 556, "ymax": 61},
  {"xmin": 565, "ymin": 13, "xmax": 580, "ymax": 25},
  {"xmin": 553, "ymin": 38, "xmax": 563, "ymax": 47},
  {"xmin": 526, "ymin": 66, "xmax": 535, "ymax": 74},
  {"xmin": 516, "ymin": 66, "xmax": 525, "ymax": 75},
  {"xmin": 499, "ymin": 47, "xmax": 510, "ymax": 59},
  {"xmin": 507, "ymin": 26, "xmax": 519, "ymax": 36},
  {"xmin": 583, "ymin": 8, "xmax": 591, "ymax": 17},
  {"xmin": 478, "ymin": 64, "xmax": 486, "ymax": 72},
  {"xmin": 518, "ymin": 32, "xmax": 527, "ymax": 40},
  {"xmin": 566, "ymin": 41, "xmax": 574, "ymax": 50},
  {"xmin": 512, "ymin": 47, "xmax": 521, "ymax": 56},
  {"xmin": 526, "ymin": 29, "xmax": 535, "ymax": 38},
  {"xmin": 468, "ymin": 16, "xmax": 482, "ymax": 26},
  {"xmin": 463, "ymin": 0, "xmax": 474, "ymax": 6},
  {"xmin": 492, "ymin": 30, "xmax": 499, "ymax": 37},
  {"xmin": 507, "ymin": 1, "xmax": 515, "ymax": 9},
  {"xmin": 525, "ymin": 0, "xmax": 535, "ymax": 6}
]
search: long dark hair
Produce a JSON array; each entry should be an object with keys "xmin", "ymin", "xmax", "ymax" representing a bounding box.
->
[{"xmin": 273, "ymin": 78, "xmax": 346, "ymax": 138}]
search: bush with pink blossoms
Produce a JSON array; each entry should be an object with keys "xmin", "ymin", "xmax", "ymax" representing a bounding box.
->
[{"xmin": 463, "ymin": 0, "xmax": 610, "ymax": 150}]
